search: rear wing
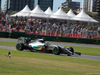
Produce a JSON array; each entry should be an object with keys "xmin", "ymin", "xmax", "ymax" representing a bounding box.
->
[{"xmin": 17, "ymin": 37, "xmax": 31, "ymax": 44}]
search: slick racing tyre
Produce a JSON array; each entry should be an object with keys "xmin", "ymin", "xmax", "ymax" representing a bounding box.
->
[
  {"xmin": 52, "ymin": 47, "xmax": 61, "ymax": 55},
  {"xmin": 16, "ymin": 43, "xmax": 24, "ymax": 51},
  {"xmin": 67, "ymin": 47, "xmax": 74, "ymax": 55},
  {"xmin": 67, "ymin": 47, "xmax": 74, "ymax": 52}
]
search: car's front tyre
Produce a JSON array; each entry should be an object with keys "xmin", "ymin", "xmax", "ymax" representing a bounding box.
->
[
  {"xmin": 52, "ymin": 47, "xmax": 61, "ymax": 55},
  {"xmin": 67, "ymin": 47, "xmax": 74, "ymax": 54}
]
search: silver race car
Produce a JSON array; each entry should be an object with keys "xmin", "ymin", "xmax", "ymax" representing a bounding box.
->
[{"xmin": 16, "ymin": 37, "xmax": 81, "ymax": 56}]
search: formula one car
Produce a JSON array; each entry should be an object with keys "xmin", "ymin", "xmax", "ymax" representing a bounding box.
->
[{"xmin": 16, "ymin": 37, "xmax": 81, "ymax": 56}]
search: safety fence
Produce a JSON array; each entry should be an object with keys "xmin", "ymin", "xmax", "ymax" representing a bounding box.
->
[
  {"xmin": 26, "ymin": 31, "xmax": 84, "ymax": 38},
  {"xmin": 0, "ymin": 31, "xmax": 100, "ymax": 45},
  {"xmin": 0, "ymin": 29, "xmax": 85, "ymax": 38},
  {"xmin": 26, "ymin": 31, "xmax": 92, "ymax": 39},
  {"xmin": 1, "ymin": 29, "xmax": 100, "ymax": 39}
]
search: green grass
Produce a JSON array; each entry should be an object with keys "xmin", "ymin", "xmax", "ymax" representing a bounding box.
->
[
  {"xmin": 0, "ymin": 41, "xmax": 16, "ymax": 47},
  {"xmin": 0, "ymin": 41, "xmax": 100, "ymax": 56},
  {"xmin": 0, "ymin": 48, "xmax": 100, "ymax": 75}
]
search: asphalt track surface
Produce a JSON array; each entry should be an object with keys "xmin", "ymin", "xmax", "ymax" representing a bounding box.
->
[{"xmin": 0, "ymin": 38, "xmax": 100, "ymax": 60}]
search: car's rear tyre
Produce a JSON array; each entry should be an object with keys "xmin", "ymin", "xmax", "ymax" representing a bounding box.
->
[
  {"xmin": 16, "ymin": 43, "xmax": 24, "ymax": 51},
  {"xmin": 52, "ymin": 47, "xmax": 60, "ymax": 55}
]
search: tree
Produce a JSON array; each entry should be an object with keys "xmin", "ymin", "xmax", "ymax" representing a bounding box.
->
[
  {"xmin": 10, "ymin": 11, "xmax": 18, "ymax": 15},
  {"xmin": 86, "ymin": 11, "xmax": 100, "ymax": 22},
  {"xmin": 63, "ymin": 7, "xmax": 71, "ymax": 13}
]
